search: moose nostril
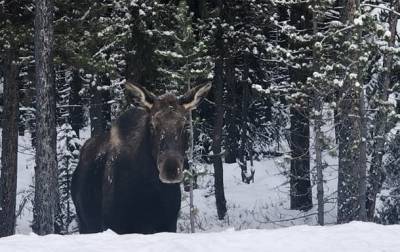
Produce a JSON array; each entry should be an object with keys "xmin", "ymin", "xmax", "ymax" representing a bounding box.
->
[{"xmin": 161, "ymin": 158, "xmax": 182, "ymax": 180}]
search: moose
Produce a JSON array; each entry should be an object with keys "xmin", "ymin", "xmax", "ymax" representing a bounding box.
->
[{"xmin": 71, "ymin": 82, "xmax": 211, "ymax": 234}]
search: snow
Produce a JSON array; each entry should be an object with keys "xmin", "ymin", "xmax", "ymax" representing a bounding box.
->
[
  {"xmin": 384, "ymin": 31, "xmax": 392, "ymax": 39},
  {"xmin": 354, "ymin": 17, "xmax": 363, "ymax": 26},
  {"xmin": 15, "ymin": 132, "xmax": 35, "ymax": 234},
  {"xmin": 1, "ymin": 222, "xmax": 400, "ymax": 252}
]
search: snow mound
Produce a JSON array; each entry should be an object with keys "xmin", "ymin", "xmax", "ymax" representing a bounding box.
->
[{"xmin": 1, "ymin": 222, "xmax": 399, "ymax": 252}]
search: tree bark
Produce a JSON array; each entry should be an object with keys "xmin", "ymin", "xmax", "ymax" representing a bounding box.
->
[
  {"xmin": 337, "ymin": 0, "xmax": 367, "ymax": 223},
  {"xmin": 289, "ymin": 105, "xmax": 312, "ymax": 211},
  {"xmin": 355, "ymin": 0, "xmax": 367, "ymax": 222},
  {"xmin": 89, "ymin": 74, "xmax": 111, "ymax": 137},
  {"xmin": 239, "ymin": 54, "xmax": 254, "ymax": 183},
  {"xmin": 212, "ymin": 23, "xmax": 227, "ymax": 220},
  {"xmin": 224, "ymin": 57, "xmax": 239, "ymax": 164},
  {"xmin": 312, "ymin": 0, "xmax": 324, "ymax": 225},
  {"xmin": 33, "ymin": 0, "xmax": 58, "ymax": 235},
  {"xmin": 288, "ymin": 2, "xmax": 313, "ymax": 211},
  {"xmin": 186, "ymin": 67, "xmax": 195, "ymax": 233},
  {"xmin": 314, "ymin": 97, "xmax": 324, "ymax": 225},
  {"xmin": 366, "ymin": 0, "xmax": 400, "ymax": 221},
  {"xmin": 337, "ymin": 89, "xmax": 361, "ymax": 223},
  {"xmin": 69, "ymin": 69, "xmax": 83, "ymax": 137},
  {"xmin": 0, "ymin": 48, "xmax": 19, "ymax": 237}
]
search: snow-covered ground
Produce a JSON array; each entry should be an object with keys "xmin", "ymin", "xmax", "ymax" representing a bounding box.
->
[
  {"xmin": 177, "ymin": 155, "xmax": 338, "ymax": 232},
  {"xmin": 1, "ymin": 222, "xmax": 400, "ymax": 252}
]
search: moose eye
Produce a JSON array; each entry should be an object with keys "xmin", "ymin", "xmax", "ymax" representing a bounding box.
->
[{"xmin": 160, "ymin": 138, "xmax": 167, "ymax": 149}]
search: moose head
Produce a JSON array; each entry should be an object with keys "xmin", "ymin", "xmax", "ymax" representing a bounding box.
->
[{"xmin": 125, "ymin": 82, "xmax": 211, "ymax": 184}]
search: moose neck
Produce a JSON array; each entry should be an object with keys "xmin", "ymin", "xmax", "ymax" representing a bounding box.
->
[{"xmin": 115, "ymin": 108, "xmax": 158, "ymax": 176}]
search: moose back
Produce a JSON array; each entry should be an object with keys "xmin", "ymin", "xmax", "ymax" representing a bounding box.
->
[{"xmin": 71, "ymin": 82, "xmax": 211, "ymax": 234}]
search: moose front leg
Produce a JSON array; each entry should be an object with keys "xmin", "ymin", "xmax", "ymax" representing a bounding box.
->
[{"xmin": 101, "ymin": 154, "xmax": 116, "ymax": 231}]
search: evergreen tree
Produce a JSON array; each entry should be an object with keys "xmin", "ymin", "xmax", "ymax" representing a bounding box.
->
[
  {"xmin": 56, "ymin": 122, "xmax": 81, "ymax": 234},
  {"xmin": 366, "ymin": 0, "xmax": 400, "ymax": 220}
]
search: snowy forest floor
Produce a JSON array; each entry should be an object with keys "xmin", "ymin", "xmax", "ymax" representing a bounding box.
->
[{"xmin": 2, "ymin": 222, "xmax": 400, "ymax": 252}]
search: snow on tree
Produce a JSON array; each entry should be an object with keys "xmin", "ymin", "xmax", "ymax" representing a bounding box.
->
[{"xmin": 56, "ymin": 122, "xmax": 81, "ymax": 234}]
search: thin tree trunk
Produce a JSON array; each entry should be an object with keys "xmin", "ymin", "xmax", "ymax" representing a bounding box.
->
[
  {"xmin": 314, "ymin": 98, "xmax": 324, "ymax": 225},
  {"xmin": 0, "ymin": 48, "xmax": 19, "ymax": 237},
  {"xmin": 212, "ymin": 23, "xmax": 227, "ymax": 220},
  {"xmin": 186, "ymin": 75, "xmax": 195, "ymax": 233},
  {"xmin": 312, "ymin": 0, "xmax": 324, "ymax": 225},
  {"xmin": 355, "ymin": 0, "xmax": 367, "ymax": 222},
  {"xmin": 33, "ymin": 0, "xmax": 58, "ymax": 235},
  {"xmin": 367, "ymin": 0, "xmax": 399, "ymax": 221},
  {"xmin": 239, "ymin": 55, "xmax": 251, "ymax": 183},
  {"xmin": 69, "ymin": 69, "xmax": 83, "ymax": 137}
]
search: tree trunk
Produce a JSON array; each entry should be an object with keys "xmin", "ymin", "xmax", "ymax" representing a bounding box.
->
[
  {"xmin": 239, "ymin": 54, "xmax": 254, "ymax": 184},
  {"xmin": 288, "ymin": 2, "xmax": 313, "ymax": 211},
  {"xmin": 0, "ymin": 48, "xmax": 19, "ymax": 237},
  {"xmin": 69, "ymin": 69, "xmax": 83, "ymax": 137},
  {"xmin": 367, "ymin": 0, "xmax": 400, "ymax": 221},
  {"xmin": 356, "ymin": 0, "xmax": 367, "ymax": 222},
  {"xmin": 224, "ymin": 57, "xmax": 239, "ymax": 164},
  {"xmin": 125, "ymin": 15, "xmax": 157, "ymax": 88},
  {"xmin": 337, "ymin": 88, "xmax": 360, "ymax": 223},
  {"xmin": 337, "ymin": 0, "xmax": 367, "ymax": 223},
  {"xmin": 314, "ymin": 97, "xmax": 324, "ymax": 225},
  {"xmin": 289, "ymin": 105, "xmax": 312, "ymax": 211},
  {"xmin": 187, "ymin": 0, "xmax": 208, "ymax": 20},
  {"xmin": 186, "ymin": 71, "xmax": 195, "ymax": 233},
  {"xmin": 212, "ymin": 23, "xmax": 227, "ymax": 220},
  {"xmin": 33, "ymin": 0, "xmax": 58, "ymax": 235},
  {"xmin": 312, "ymin": 0, "xmax": 324, "ymax": 225},
  {"xmin": 89, "ymin": 74, "xmax": 111, "ymax": 137}
]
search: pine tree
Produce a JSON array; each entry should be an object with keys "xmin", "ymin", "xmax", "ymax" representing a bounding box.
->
[
  {"xmin": 155, "ymin": 1, "xmax": 211, "ymax": 92},
  {"xmin": 56, "ymin": 122, "xmax": 81, "ymax": 234},
  {"xmin": 367, "ymin": 0, "xmax": 400, "ymax": 221},
  {"xmin": 376, "ymin": 132, "xmax": 400, "ymax": 224},
  {"xmin": 212, "ymin": 0, "xmax": 276, "ymax": 182}
]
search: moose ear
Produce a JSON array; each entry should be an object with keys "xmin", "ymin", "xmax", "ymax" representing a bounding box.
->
[
  {"xmin": 125, "ymin": 82, "xmax": 156, "ymax": 110},
  {"xmin": 180, "ymin": 83, "xmax": 212, "ymax": 111}
]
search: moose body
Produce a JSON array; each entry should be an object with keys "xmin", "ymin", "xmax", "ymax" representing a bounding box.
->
[{"xmin": 71, "ymin": 83, "xmax": 211, "ymax": 234}]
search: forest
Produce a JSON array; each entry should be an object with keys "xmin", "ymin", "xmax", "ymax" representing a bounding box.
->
[{"xmin": 0, "ymin": 0, "xmax": 400, "ymax": 239}]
